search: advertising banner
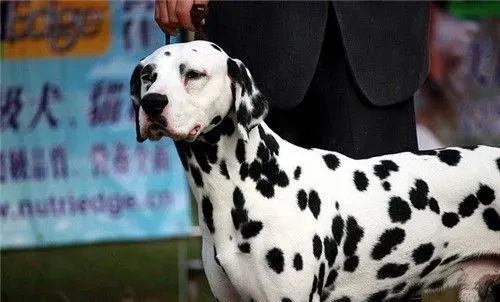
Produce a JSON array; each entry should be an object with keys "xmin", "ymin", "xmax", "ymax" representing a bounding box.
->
[{"xmin": 0, "ymin": 0, "xmax": 192, "ymax": 249}]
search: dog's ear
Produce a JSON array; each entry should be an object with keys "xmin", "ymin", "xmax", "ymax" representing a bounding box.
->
[
  {"xmin": 130, "ymin": 63, "xmax": 146, "ymax": 143},
  {"xmin": 227, "ymin": 58, "xmax": 269, "ymax": 141}
]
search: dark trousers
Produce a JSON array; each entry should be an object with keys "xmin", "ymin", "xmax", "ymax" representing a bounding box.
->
[{"xmin": 265, "ymin": 5, "xmax": 418, "ymax": 159}]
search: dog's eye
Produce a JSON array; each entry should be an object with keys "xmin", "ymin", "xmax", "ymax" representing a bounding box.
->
[{"xmin": 185, "ymin": 70, "xmax": 204, "ymax": 80}]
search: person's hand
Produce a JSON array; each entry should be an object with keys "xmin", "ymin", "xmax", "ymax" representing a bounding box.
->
[{"xmin": 155, "ymin": 0, "xmax": 209, "ymax": 35}]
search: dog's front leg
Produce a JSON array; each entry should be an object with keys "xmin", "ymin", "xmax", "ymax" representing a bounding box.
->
[{"xmin": 202, "ymin": 236, "xmax": 242, "ymax": 302}]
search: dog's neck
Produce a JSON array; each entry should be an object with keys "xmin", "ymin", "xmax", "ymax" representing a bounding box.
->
[
  {"xmin": 174, "ymin": 110, "xmax": 285, "ymax": 206},
  {"xmin": 175, "ymin": 110, "xmax": 276, "ymax": 173}
]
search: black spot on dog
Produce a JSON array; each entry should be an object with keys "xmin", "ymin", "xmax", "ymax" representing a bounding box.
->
[
  {"xmin": 343, "ymin": 216, "xmax": 364, "ymax": 257},
  {"xmin": 257, "ymin": 143, "xmax": 270, "ymax": 162},
  {"xmin": 164, "ymin": 51, "xmax": 171, "ymax": 56},
  {"xmin": 236, "ymin": 139, "xmax": 246, "ymax": 163},
  {"xmin": 276, "ymin": 171, "xmax": 290, "ymax": 187},
  {"xmin": 332, "ymin": 215, "xmax": 344, "ymax": 245},
  {"xmin": 324, "ymin": 236, "xmax": 338, "ymax": 267},
  {"xmin": 353, "ymin": 171, "xmax": 369, "ymax": 191},
  {"xmin": 174, "ymin": 142, "xmax": 190, "ymax": 171},
  {"xmin": 428, "ymin": 197, "xmax": 440, "ymax": 214},
  {"xmin": 251, "ymin": 93, "xmax": 268, "ymax": 119},
  {"xmin": 241, "ymin": 220, "xmax": 263, "ymax": 239},
  {"xmin": 266, "ymin": 248, "xmax": 284, "ymax": 274},
  {"xmin": 239, "ymin": 163, "xmax": 249, "ymax": 180},
  {"xmin": 179, "ymin": 63, "xmax": 186, "ymax": 75},
  {"xmin": 219, "ymin": 160, "xmax": 229, "ymax": 179},
  {"xmin": 191, "ymin": 142, "xmax": 218, "ymax": 173},
  {"xmin": 190, "ymin": 165, "xmax": 203, "ymax": 187},
  {"xmin": 248, "ymin": 160, "xmax": 262, "ymax": 181},
  {"xmin": 238, "ymin": 242, "xmax": 250, "ymax": 253},
  {"xmin": 262, "ymin": 158, "xmax": 279, "ymax": 180},
  {"xmin": 374, "ymin": 160, "xmax": 399, "ymax": 180},
  {"xmin": 459, "ymin": 194, "xmax": 479, "ymax": 217},
  {"xmin": 210, "ymin": 115, "xmax": 222, "ymax": 125},
  {"xmin": 309, "ymin": 275, "xmax": 318, "ymax": 302},
  {"xmin": 412, "ymin": 243, "xmax": 435, "ymax": 265},
  {"xmin": 438, "ymin": 149, "xmax": 461, "ymax": 166},
  {"xmin": 258, "ymin": 126, "xmax": 280, "ymax": 155},
  {"xmin": 230, "ymin": 81, "xmax": 237, "ymax": 104},
  {"xmin": 293, "ymin": 253, "xmax": 303, "ymax": 271},
  {"xmin": 443, "ymin": 242, "xmax": 449, "ymax": 248},
  {"xmin": 282, "ymin": 299, "xmax": 292, "ymax": 302},
  {"xmin": 237, "ymin": 105, "xmax": 251, "ymax": 128},
  {"xmin": 231, "ymin": 189, "xmax": 248, "ymax": 229},
  {"xmin": 388, "ymin": 197, "xmax": 412, "ymax": 223},
  {"xmin": 210, "ymin": 43, "xmax": 222, "ymax": 51},
  {"xmin": 440, "ymin": 254, "xmax": 459, "ymax": 266},
  {"xmin": 367, "ymin": 290, "xmax": 388, "ymax": 302},
  {"xmin": 477, "ymin": 184, "xmax": 495, "ymax": 205},
  {"xmin": 318, "ymin": 262, "xmax": 326, "ymax": 296},
  {"xmin": 233, "ymin": 187, "xmax": 245, "ymax": 208},
  {"xmin": 335, "ymin": 202, "xmax": 339, "ymax": 210},
  {"xmin": 204, "ymin": 117, "xmax": 236, "ymax": 144},
  {"xmin": 256, "ymin": 179, "xmax": 274, "ymax": 198},
  {"xmin": 227, "ymin": 58, "xmax": 241, "ymax": 82},
  {"xmin": 325, "ymin": 269, "xmax": 338, "ymax": 289},
  {"xmin": 343, "ymin": 256, "xmax": 359, "ymax": 272},
  {"xmin": 371, "ymin": 228, "xmax": 405, "ymax": 260},
  {"xmin": 238, "ymin": 63, "xmax": 253, "ymax": 96},
  {"xmin": 442, "ymin": 212, "xmax": 460, "ymax": 228},
  {"xmin": 393, "ymin": 282, "xmax": 407, "ymax": 293},
  {"xmin": 231, "ymin": 207, "xmax": 248, "ymax": 230},
  {"xmin": 294, "ymin": 166, "xmax": 302, "ymax": 180},
  {"xmin": 420, "ymin": 258, "xmax": 441, "ymax": 277},
  {"xmin": 497, "ymin": 158, "xmax": 500, "ymax": 172},
  {"xmin": 461, "ymin": 145, "xmax": 478, "ymax": 150},
  {"xmin": 483, "ymin": 208, "xmax": 500, "ymax": 231},
  {"xmin": 409, "ymin": 179, "xmax": 429, "ymax": 210},
  {"xmin": 323, "ymin": 154, "xmax": 340, "ymax": 170},
  {"xmin": 428, "ymin": 279, "xmax": 445, "ymax": 289},
  {"xmin": 383, "ymin": 181, "xmax": 391, "ymax": 191},
  {"xmin": 308, "ymin": 190, "xmax": 321, "ymax": 219},
  {"xmin": 377, "ymin": 263, "xmax": 409, "ymax": 279},
  {"xmin": 297, "ymin": 189, "xmax": 308, "ymax": 211},
  {"xmin": 313, "ymin": 235, "xmax": 323, "ymax": 259},
  {"xmin": 202, "ymin": 196, "xmax": 215, "ymax": 233}
]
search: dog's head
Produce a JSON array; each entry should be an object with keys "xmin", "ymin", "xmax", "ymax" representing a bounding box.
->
[{"xmin": 130, "ymin": 40, "xmax": 268, "ymax": 143}]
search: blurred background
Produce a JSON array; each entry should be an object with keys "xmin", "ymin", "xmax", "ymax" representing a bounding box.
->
[{"xmin": 0, "ymin": 1, "xmax": 499, "ymax": 302}]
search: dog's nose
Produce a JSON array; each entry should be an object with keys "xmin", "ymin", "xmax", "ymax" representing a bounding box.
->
[{"xmin": 141, "ymin": 93, "xmax": 168, "ymax": 115}]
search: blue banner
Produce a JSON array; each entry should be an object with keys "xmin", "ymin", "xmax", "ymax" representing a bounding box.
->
[{"xmin": 0, "ymin": 0, "xmax": 192, "ymax": 249}]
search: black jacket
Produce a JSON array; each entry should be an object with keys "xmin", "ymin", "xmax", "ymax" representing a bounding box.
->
[{"xmin": 206, "ymin": 1, "xmax": 429, "ymax": 109}]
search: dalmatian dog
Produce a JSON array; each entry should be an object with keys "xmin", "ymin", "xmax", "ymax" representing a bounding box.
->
[{"xmin": 130, "ymin": 41, "xmax": 500, "ymax": 302}]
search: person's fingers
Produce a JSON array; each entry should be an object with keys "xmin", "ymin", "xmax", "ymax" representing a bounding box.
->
[
  {"xmin": 175, "ymin": 0, "xmax": 195, "ymax": 31},
  {"xmin": 155, "ymin": 0, "xmax": 168, "ymax": 32},
  {"xmin": 167, "ymin": 0, "xmax": 179, "ymax": 27}
]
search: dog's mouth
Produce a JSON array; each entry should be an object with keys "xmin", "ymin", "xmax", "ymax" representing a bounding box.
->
[
  {"xmin": 146, "ymin": 123, "xmax": 201, "ymax": 142},
  {"xmin": 147, "ymin": 124, "xmax": 168, "ymax": 141}
]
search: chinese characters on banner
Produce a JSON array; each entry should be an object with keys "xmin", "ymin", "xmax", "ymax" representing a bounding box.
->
[{"xmin": 0, "ymin": 0, "xmax": 192, "ymax": 249}]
